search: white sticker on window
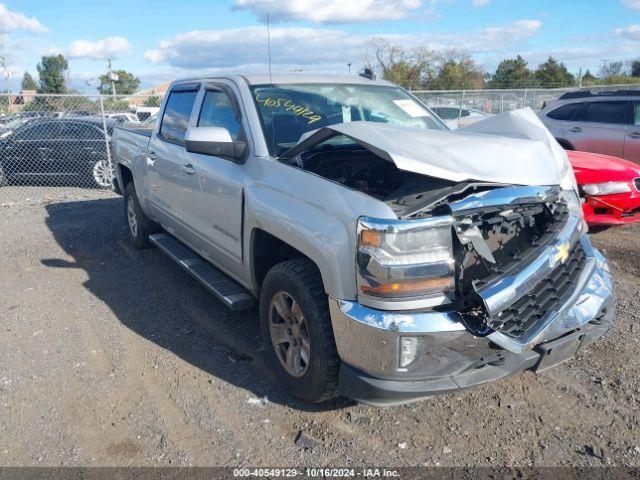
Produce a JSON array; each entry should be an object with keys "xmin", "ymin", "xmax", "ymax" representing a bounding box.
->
[
  {"xmin": 393, "ymin": 99, "xmax": 429, "ymax": 118},
  {"xmin": 342, "ymin": 105, "xmax": 352, "ymax": 123}
]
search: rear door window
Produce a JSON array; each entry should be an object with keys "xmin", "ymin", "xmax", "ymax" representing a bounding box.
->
[
  {"xmin": 547, "ymin": 102, "xmax": 582, "ymax": 120},
  {"xmin": 160, "ymin": 90, "xmax": 198, "ymax": 145},
  {"xmin": 18, "ymin": 122, "xmax": 61, "ymax": 140},
  {"xmin": 573, "ymin": 101, "xmax": 630, "ymax": 125}
]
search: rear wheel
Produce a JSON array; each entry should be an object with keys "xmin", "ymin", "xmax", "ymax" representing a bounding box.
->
[
  {"xmin": 260, "ymin": 258, "xmax": 340, "ymax": 404},
  {"xmin": 123, "ymin": 182, "xmax": 159, "ymax": 248},
  {"xmin": 91, "ymin": 159, "xmax": 114, "ymax": 188}
]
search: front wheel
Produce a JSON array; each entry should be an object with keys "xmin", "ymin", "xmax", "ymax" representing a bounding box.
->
[
  {"xmin": 123, "ymin": 182, "xmax": 159, "ymax": 248},
  {"xmin": 259, "ymin": 258, "xmax": 340, "ymax": 404}
]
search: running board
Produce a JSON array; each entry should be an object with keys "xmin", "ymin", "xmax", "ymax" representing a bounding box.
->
[{"xmin": 149, "ymin": 233, "xmax": 254, "ymax": 311}]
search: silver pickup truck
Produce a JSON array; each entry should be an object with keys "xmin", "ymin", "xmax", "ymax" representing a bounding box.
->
[{"xmin": 113, "ymin": 74, "xmax": 614, "ymax": 406}]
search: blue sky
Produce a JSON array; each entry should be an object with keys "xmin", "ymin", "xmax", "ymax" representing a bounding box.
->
[{"xmin": 2, "ymin": 0, "xmax": 639, "ymax": 91}]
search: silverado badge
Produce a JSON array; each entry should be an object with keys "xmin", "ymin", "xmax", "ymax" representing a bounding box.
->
[{"xmin": 552, "ymin": 242, "xmax": 571, "ymax": 266}]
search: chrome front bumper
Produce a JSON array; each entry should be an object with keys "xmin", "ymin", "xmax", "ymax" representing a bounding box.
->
[{"xmin": 329, "ymin": 234, "xmax": 614, "ymax": 403}]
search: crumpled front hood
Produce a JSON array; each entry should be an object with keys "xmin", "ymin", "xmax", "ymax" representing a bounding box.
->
[{"xmin": 282, "ymin": 108, "xmax": 566, "ymax": 186}]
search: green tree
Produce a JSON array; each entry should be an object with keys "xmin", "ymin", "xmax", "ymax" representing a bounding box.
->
[
  {"xmin": 580, "ymin": 69, "xmax": 599, "ymax": 86},
  {"xmin": 533, "ymin": 57, "xmax": 575, "ymax": 87},
  {"xmin": 429, "ymin": 51, "xmax": 485, "ymax": 90},
  {"xmin": 365, "ymin": 38, "xmax": 438, "ymax": 90},
  {"xmin": 488, "ymin": 55, "xmax": 532, "ymax": 88},
  {"xmin": 36, "ymin": 54, "xmax": 69, "ymax": 93},
  {"xmin": 630, "ymin": 60, "xmax": 640, "ymax": 78},
  {"xmin": 98, "ymin": 70, "xmax": 140, "ymax": 95},
  {"xmin": 143, "ymin": 95, "xmax": 162, "ymax": 107},
  {"xmin": 21, "ymin": 71, "xmax": 38, "ymax": 91}
]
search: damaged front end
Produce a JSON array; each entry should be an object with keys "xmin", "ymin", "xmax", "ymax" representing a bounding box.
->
[{"xmin": 286, "ymin": 113, "xmax": 615, "ymax": 404}]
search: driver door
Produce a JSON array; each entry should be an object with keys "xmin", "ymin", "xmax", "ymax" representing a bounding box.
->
[{"xmin": 185, "ymin": 84, "xmax": 246, "ymax": 271}]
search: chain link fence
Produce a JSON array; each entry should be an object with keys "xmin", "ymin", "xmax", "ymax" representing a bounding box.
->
[
  {"xmin": 1, "ymin": 84, "xmax": 640, "ymax": 206},
  {"xmin": 413, "ymin": 83, "xmax": 640, "ymax": 128},
  {"xmin": 0, "ymin": 93, "xmax": 160, "ymax": 206}
]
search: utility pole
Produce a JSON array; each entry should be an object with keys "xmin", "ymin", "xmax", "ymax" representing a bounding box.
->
[
  {"xmin": 0, "ymin": 56, "xmax": 11, "ymax": 113},
  {"xmin": 600, "ymin": 59, "xmax": 609, "ymax": 79},
  {"xmin": 577, "ymin": 68, "xmax": 583, "ymax": 89},
  {"xmin": 107, "ymin": 59, "xmax": 118, "ymax": 99}
]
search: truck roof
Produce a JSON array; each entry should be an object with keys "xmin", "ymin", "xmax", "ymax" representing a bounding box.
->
[{"xmin": 171, "ymin": 73, "xmax": 396, "ymax": 88}]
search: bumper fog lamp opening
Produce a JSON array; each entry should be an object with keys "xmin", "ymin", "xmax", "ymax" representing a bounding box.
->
[{"xmin": 399, "ymin": 336, "xmax": 419, "ymax": 369}]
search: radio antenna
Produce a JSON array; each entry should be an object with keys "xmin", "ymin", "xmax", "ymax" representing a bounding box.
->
[{"xmin": 267, "ymin": 13, "xmax": 273, "ymax": 84}]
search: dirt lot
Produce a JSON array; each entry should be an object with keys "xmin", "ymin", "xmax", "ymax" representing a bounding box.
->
[{"xmin": 0, "ymin": 189, "xmax": 639, "ymax": 468}]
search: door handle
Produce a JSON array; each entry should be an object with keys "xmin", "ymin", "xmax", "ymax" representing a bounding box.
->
[
  {"xmin": 629, "ymin": 131, "xmax": 640, "ymax": 139},
  {"xmin": 181, "ymin": 164, "xmax": 196, "ymax": 175},
  {"xmin": 569, "ymin": 127, "xmax": 582, "ymax": 133},
  {"xmin": 146, "ymin": 151, "xmax": 157, "ymax": 166}
]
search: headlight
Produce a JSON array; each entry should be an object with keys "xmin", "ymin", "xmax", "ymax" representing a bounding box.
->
[
  {"xmin": 581, "ymin": 181, "xmax": 631, "ymax": 196},
  {"xmin": 356, "ymin": 216, "xmax": 454, "ymax": 309},
  {"xmin": 559, "ymin": 154, "xmax": 578, "ymax": 192}
]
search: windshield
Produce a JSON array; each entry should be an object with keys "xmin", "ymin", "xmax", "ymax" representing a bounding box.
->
[{"xmin": 250, "ymin": 83, "xmax": 446, "ymax": 156}]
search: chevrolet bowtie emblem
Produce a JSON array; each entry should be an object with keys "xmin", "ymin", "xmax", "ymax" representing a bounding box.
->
[{"xmin": 552, "ymin": 242, "xmax": 571, "ymax": 265}]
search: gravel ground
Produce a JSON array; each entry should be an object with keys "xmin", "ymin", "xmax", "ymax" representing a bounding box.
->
[{"xmin": 0, "ymin": 189, "xmax": 639, "ymax": 468}]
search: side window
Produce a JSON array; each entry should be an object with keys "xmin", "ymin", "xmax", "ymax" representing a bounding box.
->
[
  {"xmin": 61, "ymin": 122, "xmax": 103, "ymax": 140},
  {"xmin": 159, "ymin": 90, "xmax": 198, "ymax": 145},
  {"xmin": 573, "ymin": 101, "xmax": 629, "ymax": 125},
  {"xmin": 634, "ymin": 103, "xmax": 640, "ymax": 126},
  {"xmin": 198, "ymin": 90, "xmax": 241, "ymax": 140},
  {"xmin": 18, "ymin": 122, "xmax": 61, "ymax": 140},
  {"xmin": 547, "ymin": 102, "xmax": 582, "ymax": 121}
]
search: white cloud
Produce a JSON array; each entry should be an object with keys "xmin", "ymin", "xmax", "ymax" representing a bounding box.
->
[
  {"xmin": 66, "ymin": 36, "xmax": 132, "ymax": 60},
  {"xmin": 233, "ymin": 0, "xmax": 424, "ymax": 24},
  {"xmin": 0, "ymin": 3, "xmax": 47, "ymax": 34},
  {"xmin": 472, "ymin": 0, "xmax": 492, "ymax": 5},
  {"xmin": 621, "ymin": 0, "xmax": 640, "ymax": 9},
  {"xmin": 614, "ymin": 24, "xmax": 640, "ymax": 41},
  {"xmin": 144, "ymin": 19, "xmax": 542, "ymax": 71}
]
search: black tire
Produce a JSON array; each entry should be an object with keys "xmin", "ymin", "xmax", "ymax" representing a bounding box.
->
[
  {"xmin": 123, "ymin": 182, "xmax": 159, "ymax": 248},
  {"xmin": 556, "ymin": 138, "xmax": 574, "ymax": 150},
  {"xmin": 589, "ymin": 225, "xmax": 611, "ymax": 234},
  {"xmin": 259, "ymin": 258, "xmax": 340, "ymax": 404}
]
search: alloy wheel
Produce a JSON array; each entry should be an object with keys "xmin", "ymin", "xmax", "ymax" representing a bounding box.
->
[
  {"xmin": 269, "ymin": 291, "xmax": 310, "ymax": 378},
  {"xmin": 92, "ymin": 160, "xmax": 114, "ymax": 188},
  {"xmin": 127, "ymin": 196, "xmax": 138, "ymax": 238}
]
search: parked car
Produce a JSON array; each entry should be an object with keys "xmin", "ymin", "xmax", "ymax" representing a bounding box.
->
[
  {"xmin": 540, "ymin": 91, "xmax": 640, "ymax": 164},
  {"xmin": 0, "ymin": 117, "xmax": 115, "ymax": 188},
  {"xmin": 103, "ymin": 112, "xmax": 140, "ymax": 123},
  {"xmin": 429, "ymin": 105, "xmax": 492, "ymax": 129},
  {"xmin": 567, "ymin": 150, "xmax": 640, "ymax": 228},
  {"xmin": 135, "ymin": 107, "xmax": 160, "ymax": 122},
  {"xmin": 113, "ymin": 75, "xmax": 613, "ymax": 406}
]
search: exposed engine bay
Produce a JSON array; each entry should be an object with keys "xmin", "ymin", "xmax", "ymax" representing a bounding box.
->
[
  {"xmin": 287, "ymin": 145, "xmax": 578, "ymax": 339},
  {"xmin": 287, "ymin": 146, "xmax": 456, "ymax": 216}
]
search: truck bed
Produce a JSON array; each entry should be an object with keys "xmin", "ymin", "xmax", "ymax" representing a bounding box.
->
[
  {"xmin": 113, "ymin": 124, "xmax": 153, "ymax": 180},
  {"xmin": 115, "ymin": 123, "xmax": 153, "ymax": 138}
]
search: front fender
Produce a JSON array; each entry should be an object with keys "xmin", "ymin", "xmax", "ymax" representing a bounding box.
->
[{"xmin": 243, "ymin": 160, "xmax": 396, "ymax": 299}]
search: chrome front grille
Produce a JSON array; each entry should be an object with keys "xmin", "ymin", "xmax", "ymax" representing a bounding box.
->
[{"xmin": 488, "ymin": 241, "xmax": 587, "ymax": 338}]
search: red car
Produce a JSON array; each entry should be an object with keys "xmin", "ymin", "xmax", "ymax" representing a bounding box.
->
[{"xmin": 568, "ymin": 150, "xmax": 640, "ymax": 228}]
